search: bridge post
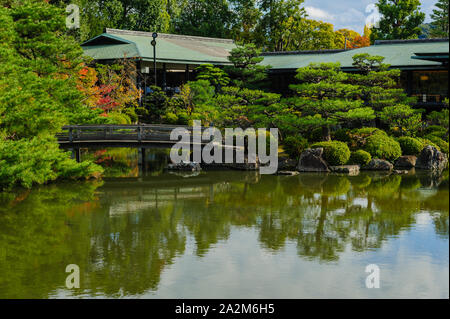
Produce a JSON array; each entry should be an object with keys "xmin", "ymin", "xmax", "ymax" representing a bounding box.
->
[
  {"xmin": 73, "ymin": 148, "xmax": 81, "ymax": 163},
  {"xmin": 137, "ymin": 125, "xmax": 142, "ymax": 142},
  {"xmin": 69, "ymin": 127, "xmax": 73, "ymax": 142},
  {"xmin": 138, "ymin": 147, "xmax": 146, "ymax": 175}
]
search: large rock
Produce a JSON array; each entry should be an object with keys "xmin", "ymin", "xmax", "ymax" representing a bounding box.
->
[
  {"xmin": 297, "ymin": 148, "xmax": 330, "ymax": 172},
  {"xmin": 394, "ymin": 155, "xmax": 417, "ymax": 169},
  {"xmin": 416, "ymin": 146, "xmax": 448, "ymax": 171},
  {"xmin": 167, "ymin": 161, "xmax": 201, "ymax": 171},
  {"xmin": 362, "ymin": 159, "xmax": 393, "ymax": 171},
  {"xmin": 330, "ymin": 165, "xmax": 360, "ymax": 175}
]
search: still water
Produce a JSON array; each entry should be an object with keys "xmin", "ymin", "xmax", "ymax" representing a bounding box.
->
[{"xmin": 0, "ymin": 149, "xmax": 448, "ymax": 298}]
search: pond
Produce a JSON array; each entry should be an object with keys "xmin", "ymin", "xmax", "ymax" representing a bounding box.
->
[{"xmin": 0, "ymin": 148, "xmax": 448, "ymax": 298}]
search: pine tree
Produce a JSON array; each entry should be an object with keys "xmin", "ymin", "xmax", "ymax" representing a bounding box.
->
[
  {"xmin": 289, "ymin": 63, "xmax": 375, "ymax": 141},
  {"xmin": 370, "ymin": 0, "xmax": 425, "ymax": 41},
  {"xmin": 0, "ymin": 0, "xmax": 102, "ymax": 189},
  {"xmin": 348, "ymin": 53, "xmax": 420, "ymax": 136},
  {"xmin": 224, "ymin": 43, "xmax": 271, "ymax": 89},
  {"xmin": 430, "ymin": 0, "xmax": 449, "ymax": 38}
]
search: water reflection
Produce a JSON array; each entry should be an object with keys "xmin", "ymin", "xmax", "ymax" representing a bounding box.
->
[{"xmin": 0, "ymin": 163, "xmax": 448, "ymax": 298}]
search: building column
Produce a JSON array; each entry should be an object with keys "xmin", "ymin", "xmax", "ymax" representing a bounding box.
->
[
  {"xmin": 406, "ymin": 70, "xmax": 413, "ymax": 95},
  {"xmin": 162, "ymin": 63, "xmax": 167, "ymax": 91},
  {"xmin": 185, "ymin": 64, "xmax": 190, "ymax": 82}
]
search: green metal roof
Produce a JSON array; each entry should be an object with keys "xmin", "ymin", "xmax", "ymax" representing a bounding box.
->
[
  {"xmin": 82, "ymin": 31, "xmax": 448, "ymax": 71},
  {"xmin": 82, "ymin": 28, "xmax": 235, "ymax": 65},
  {"xmin": 261, "ymin": 39, "xmax": 449, "ymax": 71}
]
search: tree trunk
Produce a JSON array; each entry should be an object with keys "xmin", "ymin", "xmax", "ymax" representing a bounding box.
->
[{"xmin": 322, "ymin": 126, "xmax": 331, "ymax": 141}]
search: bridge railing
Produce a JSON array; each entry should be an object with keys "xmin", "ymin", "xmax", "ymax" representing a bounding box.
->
[{"xmin": 57, "ymin": 124, "xmax": 213, "ymax": 143}]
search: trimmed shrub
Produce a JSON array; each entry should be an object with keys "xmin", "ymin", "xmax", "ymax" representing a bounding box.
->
[
  {"xmin": 352, "ymin": 127, "xmax": 387, "ymax": 136},
  {"xmin": 162, "ymin": 112, "xmax": 178, "ymax": 124},
  {"xmin": 418, "ymin": 138, "xmax": 441, "ymax": 152},
  {"xmin": 364, "ymin": 134, "xmax": 402, "ymax": 162},
  {"xmin": 397, "ymin": 136, "xmax": 424, "ymax": 155},
  {"xmin": 283, "ymin": 135, "xmax": 309, "ymax": 159},
  {"xmin": 425, "ymin": 135, "xmax": 449, "ymax": 154},
  {"xmin": 349, "ymin": 150, "xmax": 372, "ymax": 165},
  {"xmin": 310, "ymin": 141, "xmax": 351, "ymax": 165},
  {"xmin": 425, "ymin": 125, "xmax": 447, "ymax": 140},
  {"xmin": 347, "ymin": 127, "xmax": 388, "ymax": 150}
]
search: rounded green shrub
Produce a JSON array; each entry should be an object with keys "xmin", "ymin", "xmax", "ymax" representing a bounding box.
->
[
  {"xmin": 349, "ymin": 150, "xmax": 372, "ymax": 165},
  {"xmin": 418, "ymin": 138, "xmax": 441, "ymax": 152},
  {"xmin": 425, "ymin": 125, "xmax": 447, "ymax": 140},
  {"xmin": 364, "ymin": 134, "xmax": 402, "ymax": 162},
  {"xmin": 310, "ymin": 141, "xmax": 351, "ymax": 165},
  {"xmin": 162, "ymin": 112, "xmax": 178, "ymax": 124},
  {"xmin": 348, "ymin": 127, "xmax": 388, "ymax": 151},
  {"xmin": 397, "ymin": 136, "xmax": 424, "ymax": 155},
  {"xmin": 425, "ymin": 135, "xmax": 449, "ymax": 154},
  {"xmin": 352, "ymin": 127, "xmax": 387, "ymax": 136}
]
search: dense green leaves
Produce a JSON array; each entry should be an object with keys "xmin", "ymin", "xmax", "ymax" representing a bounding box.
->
[
  {"xmin": 310, "ymin": 141, "xmax": 351, "ymax": 165},
  {"xmin": 430, "ymin": 0, "xmax": 449, "ymax": 38},
  {"xmin": 0, "ymin": 1, "xmax": 103, "ymax": 190},
  {"xmin": 370, "ymin": 0, "xmax": 425, "ymax": 41}
]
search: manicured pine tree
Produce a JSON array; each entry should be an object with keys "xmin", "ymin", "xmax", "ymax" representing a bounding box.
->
[
  {"xmin": 224, "ymin": 43, "xmax": 271, "ymax": 90},
  {"xmin": 288, "ymin": 62, "xmax": 375, "ymax": 141},
  {"xmin": 348, "ymin": 54, "xmax": 422, "ymax": 136}
]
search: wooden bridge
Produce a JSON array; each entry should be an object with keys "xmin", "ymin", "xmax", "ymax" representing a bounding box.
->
[
  {"xmin": 57, "ymin": 124, "xmax": 215, "ymax": 149},
  {"xmin": 57, "ymin": 124, "xmax": 243, "ymax": 162}
]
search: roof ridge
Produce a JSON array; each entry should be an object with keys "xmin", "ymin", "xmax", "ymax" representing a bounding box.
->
[
  {"xmin": 374, "ymin": 38, "xmax": 449, "ymax": 45},
  {"xmin": 261, "ymin": 49, "xmax": 348, "ymax": 56},
  {"xmin": 105, "ymin": 28, "xmax": 235, "ymax": 44}
]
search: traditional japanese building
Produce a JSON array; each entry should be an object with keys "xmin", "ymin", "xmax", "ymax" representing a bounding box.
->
[
  {"xmin": 82, "ymin": 29, "xmax": 448, "ymax": 109},
  {"xmin": 261, "ymin": 38, "xmax": 449, "ymax": 109},
  {"xmin": 81, "ymin": 28, "xmax": 235, "ymax": 94}
]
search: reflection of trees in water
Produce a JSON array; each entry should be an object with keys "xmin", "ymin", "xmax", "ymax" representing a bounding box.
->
[
  {"xmin": 209, "ymin": 171, "xmax": 448, "ymax": 262},
  {"xmin": 0, "ymin": 182, "xmax": 102, "ymax": 298},
  {"xmin": 0, "ymin": 171, "xmax": 447, "ymax": 298}
]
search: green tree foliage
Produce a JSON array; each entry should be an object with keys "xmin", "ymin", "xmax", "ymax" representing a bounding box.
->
[
  {"xmin": 195, "ymin": 64, "xmax": 230, "ymax": 92},
  {"xmin": 430, "ymin": 0, "xmax": 449, "ymax": 38},
  {"xmin": 427, "ymin": 108, "xmax": 449, "ymax": 140},
  {"xmin": 50, "ymin": 0, "xmax": 171, "ymax": 41},
  {"xmin": 256, "ymin": 0, "xmax": 306, "ymax": 51},
  {"xmin": 172, "ymin": 0, "xmax": 234, "ymax": 38},
  {"xmin": 370, "ymin": 0, "xmax": 425, "ymax": 41},
  {"xmin": 279, "ymin": 18, "xmax": 346, "ymax": 51},
  {"xmin": 289, "ymin": 62, "xmax": 375, "ymax": 141},
  {"xmin": 0, "ymin": 1, "xmax": 102, "ymax": 189},
  {"xmin": 224, "ymin": 43, "xmax": 271, "ymax": 89},
  {"xmin": 229, "ymin": 0, "xmax": 261, "ymax": 44},
  {"xmin": 348, "ymin": 53, "xmax": 418, "ymax": 128},
  {"xmin": 379, "ymin": 104, "xmax": 422, "ymax": 136}
]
